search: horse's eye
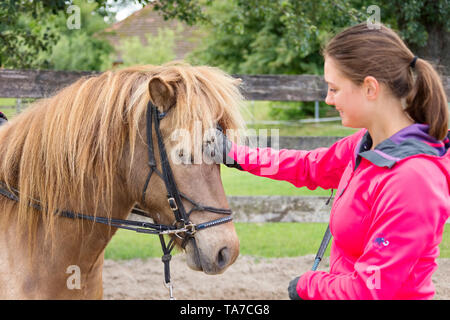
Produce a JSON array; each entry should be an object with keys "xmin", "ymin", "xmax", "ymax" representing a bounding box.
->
[{"xmin": 178, "ymin": 150, "xmax": 184, "ymax": 158}]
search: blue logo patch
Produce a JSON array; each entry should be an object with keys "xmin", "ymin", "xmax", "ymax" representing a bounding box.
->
[{"xmin": 373, "ymin": 234, "xmax": 389, "ymax": 249}]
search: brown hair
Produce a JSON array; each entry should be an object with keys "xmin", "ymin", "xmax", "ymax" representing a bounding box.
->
[{"xmin": 323, "ymin": 22, "xmax": 448, "ymax": 140}]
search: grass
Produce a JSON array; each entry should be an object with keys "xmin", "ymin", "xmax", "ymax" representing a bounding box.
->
[
  {"xmin": 104, "ymin": 222, "xmax": 333, "ymax": 260},
  {"xmin": 105, "ymin": 222, "xmax": 450, "ymax": 260},
  {"xmin": 248, "ymin": 122, "xmax": 357, "ymax": 137},
  {"xmin": 0, "ymin": 98, "xmax": 34, "ymax": 120},
  {"xmin": 235, "ymin": 222, "xmax": 332, "ymax": 257},
  {"xmin": 242, "ymin": 101, "xmax": 358, "ymax": 136},
  {"xmin": 0, "ymin": 99, "xmax": 18, "ymax": 120},
  {"xmin": 221, "ymin": 166, "xmax": 331, "ymax": 196},
  {"xmin": 0, "ymin": 98, "xmax": 16, "ymax": 106},
  {"xmin": 105, "ymin": 230, "xmax": 172, "ymax": 260}
]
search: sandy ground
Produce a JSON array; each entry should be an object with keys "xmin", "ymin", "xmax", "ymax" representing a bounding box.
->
[{"xmin": 103, "ymin": 254, "xmax": 450, "ymax": 300}]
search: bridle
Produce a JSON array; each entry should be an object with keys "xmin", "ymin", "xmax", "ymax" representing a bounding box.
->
[
  {"xmin": 0, "ymin": 100, "xmax": 233, "ymax": 299},
  {"xmin": 137, "ymin": 100, "xmax": 234, "ymax": 298}
]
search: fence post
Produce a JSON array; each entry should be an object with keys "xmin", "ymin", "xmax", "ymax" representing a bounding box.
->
[
  {"xmin": 251, "ymin": 100, "xmax": 255, "ymax": 126},
  {"xmin": 16, "ymin": 98, "xmax": 21, "ymax": 114},
  {"xmin": 314, "ymin": 100, "xmax": 320, "ymax": 123}
]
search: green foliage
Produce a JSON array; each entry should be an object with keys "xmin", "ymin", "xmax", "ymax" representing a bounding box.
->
[
  {"xmin": 0, "ymin": 2, "xmax": 58, "ymax": 68},
  {"xmin": 375, "ymin": 0, "xmax": 450, "ymax": 47},
  {"xmin": 152, "ymin": 0, "xmax": 213, "ymax": 25},
  {"xmin": 268, "ymin": 101, "xmax": 329, "ymax": 120},
  {"xmin": 2, "ymin": 0, "xmax": 448, "ymax": 72},
  {"xmin": 41, "ymin": 0, "xmax": 114, "ymax": 71},
  {"xmin": 48, "ymin": 32, "xmax": 113, "ymax": 71},
  {"xmin": 0, "ymin": 0, "xmax": 115, "ymax": 70},
  {"xmin": 157, "ymin": 0, "xmax": 449, "ymax": 75},
  {"xmin": 117, "ymin": 28, "xmax": 177, "ymax": 67},
  {"xmin": 175, "ymin": 0, "xmax": 367, "ymax": 75},
  {"xmin": 0, "ymin": 0, "xmax": 154, "ymax": 70}
]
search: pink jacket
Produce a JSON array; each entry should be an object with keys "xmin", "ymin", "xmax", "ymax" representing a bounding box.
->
[{"xmin": 228, "ymin": 124, "xmax": 450, "ymax": 299}]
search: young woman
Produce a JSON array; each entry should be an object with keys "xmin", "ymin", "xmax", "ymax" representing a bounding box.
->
[{"xmin": 206, "ymin": 22, "xmax": 450, "ymax": 299}]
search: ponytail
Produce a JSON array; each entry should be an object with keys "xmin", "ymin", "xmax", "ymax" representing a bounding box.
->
[{"xmin": 405, "ymin": 58, "xmax": 449, "ymax": 140}]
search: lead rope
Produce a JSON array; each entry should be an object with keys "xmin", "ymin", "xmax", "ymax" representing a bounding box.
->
[
  {"xmin": 311, "ymin": 189, "xmax": 334, "ymax": 271},
  {"xmin": 159, "ymin": 234, "xmax": 176, "ymax": 300}
]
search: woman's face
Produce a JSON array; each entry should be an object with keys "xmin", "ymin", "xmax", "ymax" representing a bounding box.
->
[{"xmin": 324, "ymin": 57, "xmax": 370, "ymax": 128}]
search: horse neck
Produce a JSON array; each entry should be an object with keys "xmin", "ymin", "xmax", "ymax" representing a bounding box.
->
[
  {"xmin": 0, "ymin": 105, "xmax": 140, "ymax": 298},
  {"xmin": 0, "ymin": 184, "xmax": 135, "ymax": 299}
]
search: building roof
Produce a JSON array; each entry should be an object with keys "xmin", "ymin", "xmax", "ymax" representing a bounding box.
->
[{"xmin": 101, "ymin": 4, "xmax": 201, "ymax": 60}]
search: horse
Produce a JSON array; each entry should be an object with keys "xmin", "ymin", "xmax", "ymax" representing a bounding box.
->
[{"xmin": 0, "ymin": 62, "xmax": 246, "ymax": 299}]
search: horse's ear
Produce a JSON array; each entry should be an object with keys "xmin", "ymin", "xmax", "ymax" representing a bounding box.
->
[{"xmin": 148, "ymin": 77, "xmax": 176, "ymax": 112}]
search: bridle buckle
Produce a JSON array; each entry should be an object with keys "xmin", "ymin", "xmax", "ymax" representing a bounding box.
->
[
  {"xmin": 167, "ymin": 197, "xmax": 178, "ymax": 211},
  {"xmin": 185, "ymin": 223, "xmax": 196, "ymax": 235}
]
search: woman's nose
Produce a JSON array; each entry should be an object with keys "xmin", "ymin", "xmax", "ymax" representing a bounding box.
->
[{"xmin": 325, "ymin": 92, "xmax": 334, "ymax": 106}]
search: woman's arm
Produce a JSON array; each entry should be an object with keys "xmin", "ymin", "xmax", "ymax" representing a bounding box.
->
[{"xmin": 206, "ymin": 129, "xmax": 366, "ymax": 190}]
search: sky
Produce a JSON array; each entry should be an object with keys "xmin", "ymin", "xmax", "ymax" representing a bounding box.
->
[
  {"xmin": 108, "ymin": 0, "xmax": 142, "ymax": 21},
  {"xmin": 115, "ymin": 2, "xmax": 144, "ymax": 21}
]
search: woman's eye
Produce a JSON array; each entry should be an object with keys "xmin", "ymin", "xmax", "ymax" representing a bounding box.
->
[{"xmin": 329, "ymin": 88, "xmax": 337, "ymax": 93}]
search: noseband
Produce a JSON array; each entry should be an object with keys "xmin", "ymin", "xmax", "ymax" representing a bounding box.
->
[{"xmin": 0, "ymin": 100, "xmax": 233, "ymax": 300}]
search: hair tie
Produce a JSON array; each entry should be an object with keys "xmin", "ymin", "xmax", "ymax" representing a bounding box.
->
[{"xmin": 410, "ymin": 56, "xmax": 418, "ymax": 69}]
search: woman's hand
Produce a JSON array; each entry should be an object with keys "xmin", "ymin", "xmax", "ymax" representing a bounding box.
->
[
  {"xmin": 204, "ymin": 127, "xmax": 243, "ymax": 170},
  {"xmin": 288, "ymin": 276, "xmax": 303, "ymax": 300}
]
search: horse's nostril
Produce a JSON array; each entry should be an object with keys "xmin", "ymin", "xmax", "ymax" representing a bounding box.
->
[{"xmin": 217, "ymin": 246, "xmax": 229, "ymax": 269}]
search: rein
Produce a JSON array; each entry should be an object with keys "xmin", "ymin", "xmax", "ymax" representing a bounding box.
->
[{"xmin": 0, "ymin": 100, "xmax": 233, "ymax": 300}]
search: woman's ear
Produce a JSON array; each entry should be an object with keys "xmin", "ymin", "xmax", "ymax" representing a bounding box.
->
[
  {"xmin": 148, "ymin": 77, "xmax": 177, "ymax": 112},
  {"xmin": 362, "ymin": 76, "xmax": 379, "ymax": 100}
]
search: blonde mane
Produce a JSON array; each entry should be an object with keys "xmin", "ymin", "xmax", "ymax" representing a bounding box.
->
[{"xmin": 0, "ymin": 61, "xmax": 246, "ymax": 246}]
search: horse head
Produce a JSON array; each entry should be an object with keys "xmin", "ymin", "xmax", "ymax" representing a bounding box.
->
[{"xmin": 120, "ymin": 63, "xmax": 246, "ymax": 274}]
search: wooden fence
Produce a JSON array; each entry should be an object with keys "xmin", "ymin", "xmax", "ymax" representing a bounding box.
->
[
  {"xmin": 1, "ymin": 69, "xmax": 449, "ymax": 101},
  {"xmin": 2, "ymin": 69, "xmax": 449, "ymax": 127}
]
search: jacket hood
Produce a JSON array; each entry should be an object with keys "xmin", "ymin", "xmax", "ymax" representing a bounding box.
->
[{"xmin": 356, "ymin": 124, "xmax": 450, "ymax": 169}]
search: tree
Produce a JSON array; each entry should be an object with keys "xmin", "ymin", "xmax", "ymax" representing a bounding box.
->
[
  {"xmin": 0, "ymin": 1, "xmax": 60, "ymax": 68},
  {"xmin": 182, "ymin": 0, "xmax": 366, "ymax": 75},
  {"xmin": 38, "ymin": 0, "xmax": 115, "ymax": 71},
  {"xmin": 378, "ymin": 0, "xmax": 450, "ymax": 75},
  {"xmin": 0, "ymin": 0, "xmax": 144, "ymax": 69},
  {"xmin": 118, "ymin": 27, "xmax": 177, "ymax": 67},
  {"xmin": 154, "ymin": 0, "xmax": 449, "ymax": 75},
  {"xmin": 2, "ymin": 0, "xmax": 448, "ymax": 74}
]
